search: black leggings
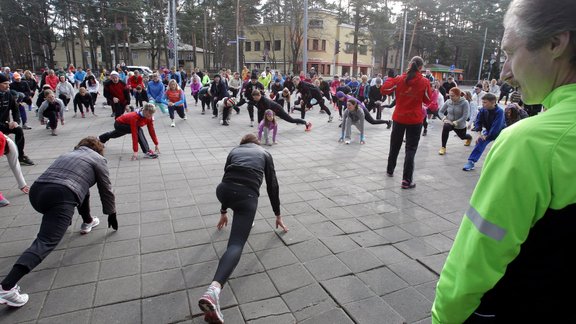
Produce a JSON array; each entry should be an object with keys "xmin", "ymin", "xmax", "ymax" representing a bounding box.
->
[
  {"xmin": 99, "ymin": 121, "xmax": 151, "ymax": 153},
  {"xmin": 212, "ymin": 182, "xmax": 259, "ymax": 286},
  {"xmin": 441, "ymin": 123, "xmax": 472, "ymax": 147},
  {"xmin": 363, "ymin": 108, "xmax": 388, "ymax": 125},
  {"xmin": 1, "ymin": 183, "xmax": 91, "ymax": 290},
  {"xmin": 275, "ymin": 108, "xmax": 306, "ymax": 125},
  {"xmin": 387, "ymin": 122, "xmax": 422, "ymax": 183}
]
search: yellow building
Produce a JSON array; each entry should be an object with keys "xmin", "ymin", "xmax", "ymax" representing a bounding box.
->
[{"xmin": 243, "ymin": 9, "xmax": 374, "ymax": 77}]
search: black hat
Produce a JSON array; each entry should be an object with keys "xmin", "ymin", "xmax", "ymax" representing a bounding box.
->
[
  {"xmin": 250, "ymin": 73, "xmax": 258, "ymax": 80},
  {"xmin": 0, "ymin": 73, "xmax": 9, "ymax": 83}
]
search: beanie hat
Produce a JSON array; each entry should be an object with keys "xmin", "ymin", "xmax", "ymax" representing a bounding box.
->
[
  {"xmin": 0, "ymin": 74, "xmax": 9, "ymax": 83},
  {"xmin": 250, "ymin": 72, "xmax": 258, "ymax": 80},
  {"xmin": 336, "ymin": 91, "xmax": 346, "ymax": 99},
  {"xmin": 12, "ymin": 72, "xmax": 21, "ymax": 80},
  {"xmin": 110, "ymin": 71, "xmax": 119, "ymax": 77},
  {"xmin": 0, "ymin": 133, "xmax": 6, "ymax": 158}
]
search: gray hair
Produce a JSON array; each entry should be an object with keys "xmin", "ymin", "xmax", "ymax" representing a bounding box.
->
[
  {"xmin": 505, "ymin": 0, "xmax": 576, "ymax": 65},
  {"xmin": 142, "ymin": 103, "xmax": 157, "ymax": 114}
]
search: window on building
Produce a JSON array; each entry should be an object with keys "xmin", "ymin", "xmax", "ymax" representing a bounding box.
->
[
  {"xmin": 359, "ymin": 45, "xmax": 368, "ymax": 55},
  {"xmin": 245, "ymin": 41, "xmax": 251, "ymax": 52},
  {"xmin": 312, "ymin": 39, "xmax": 319, "ymax": 51},
  {"xmin": 321, "ymin": 40, "xmax": 326, "ymax": 51},
  {"xmin": 132, "ymin": 53, "xmax": 139, "ymax": 60},
  {"xmin": 264, "ymin": 41, "xmax": 271, "ymax": 51},
  {"xmin": 274, "ymin": 40, "xmax": 281, "ymax": 51},
  {"xmin": 309, "ymin": 19, "xmax": 323, "ymax": 28},
  {"xmin": 344, "ymin": 42, "xmax": 353, "ymax": 54},
  {"xmin": 255, "ymin": 41, "xmax": 261, "ymax": 52}
]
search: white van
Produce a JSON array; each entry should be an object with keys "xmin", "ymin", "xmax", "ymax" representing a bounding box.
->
[{"xmin": 126, "ymin": 66, "xmax": 153, "ymax": 76}]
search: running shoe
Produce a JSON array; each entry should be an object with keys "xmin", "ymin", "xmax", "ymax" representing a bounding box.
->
[
  {"xmin": 198, "ymin": 286, "xmax": 224, "ymax": 324},
  {"xmin": 80, "ymin": 217, "xmax": 100, "ymax": 234},
  {"xmin": 0, "ymin": 285, "xmax": 29, "ymax": 307},
  {"xmin": 463, "ymin": 161, "xmax": 475, "ymax": 171}
]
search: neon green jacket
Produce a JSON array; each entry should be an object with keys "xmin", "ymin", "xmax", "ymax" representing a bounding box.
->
[
  {"xmin": 432, "ymin": 83, "xmax": 576, "ymax": 323},
  {"xmin": 259, "ymin": 73, "xmax": 272, "ymax": 89},
  {"xmin": 201, "ymin": 75, "xmax": 211, "ymax": 86}
]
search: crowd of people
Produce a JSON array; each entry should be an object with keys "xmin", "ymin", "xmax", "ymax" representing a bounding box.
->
[{"xmin": 1, "ymin": 0, "xmax": 564, "ymax": 319}]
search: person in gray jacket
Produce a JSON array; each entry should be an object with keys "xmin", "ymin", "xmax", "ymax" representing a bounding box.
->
[
  {"xmin": 0, "ymin": 137, "xmax": 117, "ymax": 308},
  {"xmin": 339, "ymin": 99, "xmax": 366, "ymax": 144},
  {"xmin": 438, "ymin": 87, "xmax": 472, "ymax": 155}
]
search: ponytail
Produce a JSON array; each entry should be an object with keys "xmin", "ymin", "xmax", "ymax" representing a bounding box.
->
[{"xmin": 406, "ymin": 56, "xmax": 424, "ymax": 83}]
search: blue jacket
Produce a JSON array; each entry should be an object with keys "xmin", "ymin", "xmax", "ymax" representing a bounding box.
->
[
  {"xmin": 147, "ymin": 80, "xmax": 165, "ymax": 102},
  {"xmin": 473, "ymin": 106, "xmax": 505, "ymax": 141},
  {"xmin": 74, "ymin": 71, "xmax": 86, "ymax": 82}
]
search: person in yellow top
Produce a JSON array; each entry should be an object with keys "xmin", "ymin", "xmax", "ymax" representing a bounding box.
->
[{"xmin": 432, "ymin": 0, "xmax": 576, "ymax": 323}]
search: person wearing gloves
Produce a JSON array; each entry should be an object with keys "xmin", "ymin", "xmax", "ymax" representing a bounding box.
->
[
  {"xmin": 437, "ymin": 87, "xmax": 473, "ymax": 155},
  {"xmin": 198, "ymin": 134, "xmax": 288, "ymax": 324},
  {"xmin": 103, "ymin": 71, "xmax": 131, "ymax": 118},
  {"xmin": 0, "ymin": 137, "xmax": 117, "ymax": 308},
  {"xmin": 339, "ymin": 99, "xmax": 366, "ymax": 144}
]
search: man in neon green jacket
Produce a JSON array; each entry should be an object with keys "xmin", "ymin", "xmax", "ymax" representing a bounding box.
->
[{"xmin": 432, "ymin": 0, "xmax": 576, "ymax": 322}]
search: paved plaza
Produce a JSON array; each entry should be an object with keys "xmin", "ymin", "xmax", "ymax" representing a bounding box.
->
[{"xmin": 0, "ymin": 96, "xmax": 484, "ymax": 323}]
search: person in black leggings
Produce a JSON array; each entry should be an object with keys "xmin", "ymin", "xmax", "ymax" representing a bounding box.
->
[
  {"xmin": 252, "ymin": 90, "xmax": 312, "ymax": 131},
  {"xmin": 0, "ymin": 137, "xmax": 117, "ymax": 308},
  {"xmin": 198, "ymin": 134, "xmax": 288, "ymax": 324}
]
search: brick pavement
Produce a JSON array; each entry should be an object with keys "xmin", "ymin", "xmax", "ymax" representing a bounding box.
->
[{"xmin": 0, "ymin": 95, "xmax": 484, "ymax": 323}]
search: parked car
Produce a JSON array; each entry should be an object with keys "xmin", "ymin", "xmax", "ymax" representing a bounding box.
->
[{"xmin": 126, "ymin": 66, "xmax": 153, "ymax": 76}]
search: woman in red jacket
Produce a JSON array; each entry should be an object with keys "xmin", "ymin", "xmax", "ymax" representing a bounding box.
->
[
  {"xmin": 98, "ymin": 103, "xmax": 160, "ymax": 160},
  {"xmin": 380, "ymin": 56, "xmax": 432, "ymax": 189}
]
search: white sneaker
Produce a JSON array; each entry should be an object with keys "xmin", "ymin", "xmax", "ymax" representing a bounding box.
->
[
  {"xmin": 170, "ymin": 121, "xmax": 176, "ymax": 127},
  {"xmin": 328, "ymin": 115, "xmax": 334, "ymax": 123},
  {"xmin": 80, "ymin": 217, "xmax": 100, "ymax": 234},
  {"xmin": 0, "ymin": 285, "xmax": 29, "ymax": 307},
  {"xmin": 250, "ymin": 121, "xmax": 254, "ymax": 127},
  {"xmin": 199, "ymin": 286, "xmax": 223, "ymax": 324},
  {"xmin": 182, "ymin": 116, "xmax": 187, "ymax": 120},
  {"xmin": 345, "ymin": 139, "xmax": 351, "ymax": 144}
]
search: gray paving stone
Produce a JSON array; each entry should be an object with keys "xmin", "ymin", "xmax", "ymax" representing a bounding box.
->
[
  {"xmin": 94, "ymin": 274, "xmax": 141, "ymax": 306},
  {"xmin": 367, "ymin": 245, "xmax": 411, "ymax": 265},
  {"xmin": 381, "ymin": 287, "xmax": 433, "ymax": 323},
  {"xmin": 349, "ymin": 230, "xmax": 390, "ymax": 247},
  {"xmin": 219, "ymin": 306, "xmax": 245, "ymax": 324},
  {"xmin": 92, "ymin": 300, "xmax": 141, "ymax": 324},
  {"xmin": 52, "ymin": 261, "xmax": 100, "ymax": 289},
  {"xmin": 247, "ymin": 232, "xmax": 285, "ymax": 252},
  {"xmin": 37, "ymin": 309, "xmax": 91, "ymax": 324},
  {"xmin": 267, "ymin": 263, "xmax": 315, "ymax": 294},
  {"xmin": 140, "ymin": 220, "xmax": 173, "ymax": 237},
  {"xmin": 304, "ymin": 254, "xmax": 352, "ymax": 281},
  {"xmin": 321, "ymin": 275, "xmax": 376, "ymax": 305},
  {"xmin": 299, "ymin": 307, "xmax": 354, "ymax": 324},
  {"xmin": 282, "ymin": 283, "xmax": 336, "ymax": 321},
  {"xmin": 182, "ymin": 260, "xmax": 219, "ymax": 288},
  {"xmin": 18, "ymin": 268, "xmax": 57, "ymax": 293},
  {"xmin": 40, "ymin": 283, "xmax": 96, "ymax": 317},
  {"xmin": 142, "ymin": 268, "xmax": 186, "ymax": 297},
  {"xmin": 374, "ymin": 225, "xmax": 414, "ymax": 243},
  {"xmin": 172, "ymin": 216, "xmax": 206, "ymax": 232},
  {"xmin": 388, "ymin": 260, "xmax": 438, "ymax": 286},
  {"xmin": 319, "ymin": 235, "xmax": 360, "ymax": 254},
  {"xmin": 240, "ymin": 296, "xmax": 290, "ymax": 321},
  {"xmin": 102, "ymin": 239, "xmax": 140, "ymax": 260},
  {"xmin": 98, "ymin": 255, "xmax": 140, "ymax": 280},
  {"xmin": 288, "ymin": 238, "xmax": 332, "ymax": 262},
  {"xmin": 142, "ymin": 290, "xmax": 191, "ymax": 324},
  {"xmin": 141, "ymin": 249, "xmax": 181, "ymax": 273},
  {"xmin": 0, "ymin": 291, "xmax": 47, "ymax": 323},
  {"xmin": 255, "ymin": 246, "xmax": 299, "ymax": 270},
  {"xmin": 228, "ymin": 272, "xmax": 279, "ymax": 304},
  {"xmin": 415, "ymin": 281, "xmax": 438, "ymax": 302},
  {"xmin": 140, "ymin": 233, "xmax": 176, "ymax": 253},
  {"xmin": 393, "ymin": 237, "xmax": 441, "ymax": 259},
  {"xmin": 174, "ymin": 228, "xmax": 212, "ymax": 248},
  {"xmin": 344, "ymin": 295, "xmax": 405, "ymax": 324},
  {"xmin": 357, "ymin": 266, "xmax": 409, "ymax": 296},
  {"xmin": 337, "ymin": 248, "xmax": 383, "ymax": 273},
  {"xmin": 228, "ymin": 252, "xmax": 266, "ymax": 278},
  {"xmin": 104, "ymin": 224, "xmax": 140, "ymax": 242},
  {"xmin": 61, "ymin": 244, "xmax": 103, "ymax": 266}
]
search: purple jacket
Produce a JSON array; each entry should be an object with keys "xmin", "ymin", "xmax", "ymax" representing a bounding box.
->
[{"xmin": 190, "ymin": 81, "xmax": 201, "ymax": 95}]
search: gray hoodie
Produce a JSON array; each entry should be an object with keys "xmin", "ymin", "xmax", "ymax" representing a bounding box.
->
[{"xmin": 439, "ymin": 98, "xmax": 469, "ymax": 129}]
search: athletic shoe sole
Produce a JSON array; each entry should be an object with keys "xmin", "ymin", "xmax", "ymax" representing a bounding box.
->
[{"xmin": 198, "ymin": 297, "xmax": 224, "ymax": 324}]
